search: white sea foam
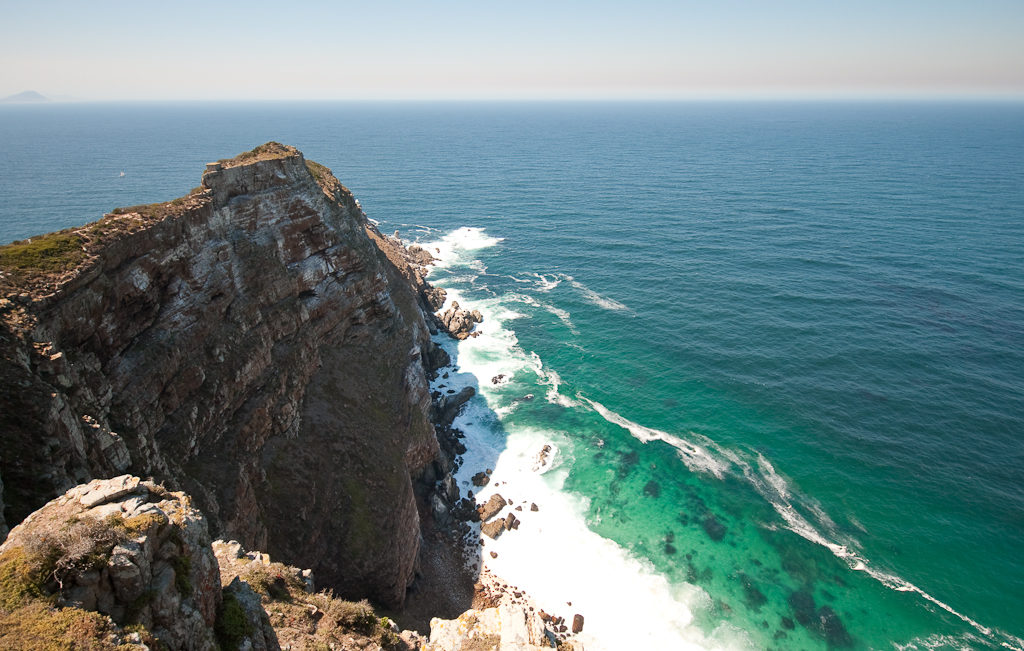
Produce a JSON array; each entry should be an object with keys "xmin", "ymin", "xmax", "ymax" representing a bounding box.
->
[
  {"xmin": 427, "ymin": 282, "xmax": 747, "ymax": 650},
  {"xmin": 581, "ymin": 396, "xmax": 730, "ymax": 479},
  {"xmin": 507, "ymin": 293, "xmax": 578, "ymax": 334},
  {"xmin": 505, "ymin": 272, "xmax": 563, "ymax": 292},
  {"xmin": 529, "ymin": 272, "xmax": 563, "ymax": 292},
  {"xmin": 564, "ymin": 274, "xmax": 632, "ymax": 313},
  {"xmin": 450, "ymin": 421, "xmax": 751, "ymax": 651},
  {"xmin": 895, "ymin": 633, "xmax": 985, "ymax": 651},
  {"xmin": 525, "ymin": 352, "xmax": 582, "ymax": 408},
  {"xmin": 420, "ymin": 226, "xmax": 503, "ymax": 269}
]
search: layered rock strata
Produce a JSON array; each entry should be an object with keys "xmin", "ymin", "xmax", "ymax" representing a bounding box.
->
[{"xmin": 0, "ymin": 143, "xmax": 446, "ymax": 608}]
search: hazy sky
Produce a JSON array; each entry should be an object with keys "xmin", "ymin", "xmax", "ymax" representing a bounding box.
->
[{"xmin": 2, "ymin": 0, "xmax": 1023, "ymax": 100}]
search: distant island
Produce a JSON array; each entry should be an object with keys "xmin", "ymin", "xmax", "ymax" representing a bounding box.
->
[{"xmin": 1, "ymin": 90, "xmax": 49, "ymax": 103}]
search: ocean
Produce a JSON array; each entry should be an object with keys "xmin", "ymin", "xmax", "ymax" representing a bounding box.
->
[{"xmin": 1, "ymin": 101, "xmax": 1022, "ymax": 650}]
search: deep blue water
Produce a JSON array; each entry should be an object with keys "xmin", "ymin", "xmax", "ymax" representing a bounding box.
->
[{"xmin": 2, "ymin": 101, "xmax": 1023, "ymax": 649}]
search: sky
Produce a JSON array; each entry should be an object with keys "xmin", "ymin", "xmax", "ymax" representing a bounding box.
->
[{"xmin": 1, "ymin": 0, "xmax": 1023, "ymax": 101}]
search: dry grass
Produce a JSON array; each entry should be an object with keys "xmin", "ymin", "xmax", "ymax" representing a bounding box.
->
[
  {"xmin": 228, "ymin": 560, "xmax": 401, "ymax": 649},
  {"xmin": 0, "ymin": 601, "xmax": 144, "ymax": 651},
  {"xmin": 218, "ymin": 142, "xmax": 297, "ymax": 168}
]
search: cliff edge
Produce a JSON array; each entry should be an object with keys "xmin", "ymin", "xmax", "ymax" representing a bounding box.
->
[{"xmin": 0, "ymin": 143, "xmax": 443, "ymax": 609}]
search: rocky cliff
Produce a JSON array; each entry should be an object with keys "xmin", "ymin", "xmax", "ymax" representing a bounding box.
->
[{"xmin": 0, "ymin": 143, "xmax": 444, "ymax": 609}]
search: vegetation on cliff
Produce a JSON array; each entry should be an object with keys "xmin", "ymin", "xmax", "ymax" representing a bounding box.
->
[
  {"xmin": 0, "ymin": 477, "xmax": 216, "ymax": 649},
  {"xmin": 214, "ymin": 540, "xmax": 408, "ymax": 650},
  {"xmin": 217, "ymin": 141, "xmax": 295, "ymax": 168},
  {"xmin": 0, "ymin": 231, "xmax": 84, "ymax": 275}
]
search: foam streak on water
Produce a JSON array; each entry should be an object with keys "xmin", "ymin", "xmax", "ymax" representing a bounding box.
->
[
  {"xmin": 581, "ymin": 396, "xmax": 730, "ymax": 479},
  {"xmin": 563, "ymin": 275, "xmax": 633, "ymax": 313},
  {"xmin": 580, "ymin": 389, "xmax": 1021, "ymax": 649}
]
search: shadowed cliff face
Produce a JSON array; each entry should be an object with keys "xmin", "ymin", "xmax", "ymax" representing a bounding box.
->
[{"xmin": 0, "ymin": 143, "xmax": 439, "ymax": 608}]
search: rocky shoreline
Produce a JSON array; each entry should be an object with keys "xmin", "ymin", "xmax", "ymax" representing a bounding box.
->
[{"xmin": 389, "ymin": 233, "xmax": 587, "ymax": 650}]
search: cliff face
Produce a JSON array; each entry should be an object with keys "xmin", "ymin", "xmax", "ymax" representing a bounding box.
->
[{"xmin": 0, "ymin": 143, "xmax": 440, "ymax": 608}]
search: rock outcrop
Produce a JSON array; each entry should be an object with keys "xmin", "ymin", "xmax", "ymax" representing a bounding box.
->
[
  {"xmin": 438, "ymin": 301, "xmax": 483, "ymax": 339},
  {"xmin": 212, "ymin": 538, "xmax": 426, "ymax": 651},
  {"xmin": 0, "ymin": 476, "xmax": 427, "ymax": 650},
  {"xmin": 0, "ymin": 143, "xmax": 441, "ymax": 608},
  {"xmin": 426, "ymin": 570, "xmax": 585, "ymax": 651},
  {"xmin": 0, "ymin": 476, "xmax": 219, "ymax": 649},
  {"xmin": 0, "ymin": 143, "xmax": 587, "ymax": 650},
  {"xmin": 434, "ymin": 386, "xmax": 476, "ymax": 428}
]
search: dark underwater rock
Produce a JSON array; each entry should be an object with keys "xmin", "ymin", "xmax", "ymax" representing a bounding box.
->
[
  {"xmin": 788, "ymin": 590, "xmax": 817, "ymax": 626},
  {"xmin": 817, "ymin": 605, "xmax": 854, "ymax": 648},
  {"xmin": 702, "ymin": 515, "xmax": 726, "ymax": 541},
  {"xmin": 739, "ymin": 573, "xmax": 767, "ymax": 610}
]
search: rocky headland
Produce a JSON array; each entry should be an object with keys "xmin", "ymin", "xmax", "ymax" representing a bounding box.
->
[{"xmin": 0, "ymin": 143, "xmax": 583, "ymax": 649}]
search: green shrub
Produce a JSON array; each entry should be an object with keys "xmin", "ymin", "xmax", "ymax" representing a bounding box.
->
[
  {"xmin": 0, "ymin": 601, "xmax": 138, "ymax": 650},
  {"xmin": 172, "ymin": 555, "xmax": 192, "ymax": 595},
  {"xmin": 327, "ymin": 598, "xmax": 376, "ymax": 634},
  {"xmin": 0, "ymin": 232, "xmax": 84, "ymax": 273},
  {"xmin": 214, "ymin": 591, "xmax": 252, "ymax": 650},
  {"xmin": 305, "ymin": 160, "xmax": 331, "ymax": 185},
  {"xmin": 240, "ymin": 563, "xmax": 305, "ymax": 601},
  {"xmin": 0, "ymin": 547, "xmax": 52, "ymax": 612}
]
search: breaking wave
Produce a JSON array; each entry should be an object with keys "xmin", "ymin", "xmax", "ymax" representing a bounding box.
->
[{"xmin": 581, "ymin": 396, "xmax": 730, "ymax": 479}]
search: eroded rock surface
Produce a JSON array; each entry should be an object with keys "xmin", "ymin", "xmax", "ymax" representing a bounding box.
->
[{"xmin": 427, "ymin": 569, "xmax": 585, "ymax": 651}]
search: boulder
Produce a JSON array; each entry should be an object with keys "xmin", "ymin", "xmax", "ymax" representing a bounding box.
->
[
  {"xmin": 423, "ymin": 286, "xmax": 448, "ymax": 312},
  {"xmin": 435, "ymin": 386, "xmax": 475, "ymax": 427},
  {"xmin": 481, "ymin": 520, "xmax": 505, "ymax": 540},
  {"xmin": 478, "ymin": 494, "xmax": 507, "ymax": 522},
  {"xmin": 437, "ymin": 301, "xmax": 484, "ymax": 339},
  {"xmin": 406, "ymin": 245, "xmax": 436, "ymax": 266},
  {"xmin": 423, "ymin": 341, "xmax": 451, "ymax": 372},
  {"xmin": 504, "ymin": 513, "xmax": 520, "ymax": 531}
]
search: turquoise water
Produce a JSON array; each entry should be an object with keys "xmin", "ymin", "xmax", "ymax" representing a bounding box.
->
[{"xmin": 2, "ymin": 102, "xmax": 1023, "ymax": 649}]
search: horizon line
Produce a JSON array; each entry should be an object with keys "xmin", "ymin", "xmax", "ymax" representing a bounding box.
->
[{"xmin": 5, "ymin": 95, "xmax": 1024, "ymax": 105}]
